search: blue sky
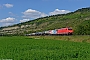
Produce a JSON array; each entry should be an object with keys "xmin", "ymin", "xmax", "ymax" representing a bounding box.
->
[{"xmin": 0, "ymin": 0, "xmax": 90, "ymax": 27}]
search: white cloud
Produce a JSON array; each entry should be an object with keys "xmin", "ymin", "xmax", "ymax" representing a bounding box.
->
[
  {"xmin": 2, "ymin": 23, "xmax": 13, "ymax": 27},
  {"xmin": 0, "ymin": 5, "xmax": 3, "ymax": 9},
  {"xmin": 3, "ymin": 4, "xmax": 13, "ymax": 8},
  {"xmin": 9, "ymin": 12, "xmax": 15, "ymax": 16},
  {"xmin": 22, "ymin": 9, "xmax": 47, "ymax": 19},
  {"xmin": 21, "ymin": 9, "xmax": 71, "ymax": 20},
  {"xmin": 9, "ymin": 12, "xmax": 19, "ymax": 18},
  {"xmin": 0, "ymin": 17, "xmax": 16, "ymax": 23},
  {"xmin": 0, "ymin": 17, "xmax": 17, "ymax": 26},
  {"xmin": 49, "ymin": 9, "xmax": 71, "ymax": 15},
  {"xmin": 20, "ymin": 19, "xmax": 30, "ymax": 23}
]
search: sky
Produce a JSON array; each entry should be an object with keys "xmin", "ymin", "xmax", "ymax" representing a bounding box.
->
[{"xmin": 0, "ymin": 0, "xmax": 90, "ymax": 27}]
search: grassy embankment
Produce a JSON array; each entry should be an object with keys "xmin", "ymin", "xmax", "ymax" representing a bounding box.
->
[{"xmin": 29, "ymin": 35, "xmax": 90, "ymax": 43}]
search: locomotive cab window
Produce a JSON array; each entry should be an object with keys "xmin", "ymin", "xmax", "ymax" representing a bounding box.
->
[{"xmin": 68, "ymin": 28, "xmax": 72, "ymax": 30}]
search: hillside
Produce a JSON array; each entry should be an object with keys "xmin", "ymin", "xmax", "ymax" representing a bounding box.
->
[{"xmin": 0, "ymin": 7, "xmax": 90, "ymax": 35}]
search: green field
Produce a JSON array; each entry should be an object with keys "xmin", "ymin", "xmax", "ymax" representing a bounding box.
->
[{"xmin": 0, "ymin": 36, "xmax": 90, "ymax": 60}]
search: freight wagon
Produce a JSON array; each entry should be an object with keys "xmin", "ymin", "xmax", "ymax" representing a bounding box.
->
[{"xmin": 26, "ymin": 27, "xmax": 73, "ymax": 36}]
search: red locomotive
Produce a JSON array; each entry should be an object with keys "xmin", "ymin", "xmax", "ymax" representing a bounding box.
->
[{"xmin": 56, "ymin": 27, "xmax": 73, "ymax": 35}]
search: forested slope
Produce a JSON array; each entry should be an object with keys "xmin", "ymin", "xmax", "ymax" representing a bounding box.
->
[{"xmin": 0, "ymin": 7, "xmax": 90, "ymax": 35}]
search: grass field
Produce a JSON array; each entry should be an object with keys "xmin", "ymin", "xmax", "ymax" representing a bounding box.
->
[{"xmin": 0, "ymin": 36, "xmax": 90, "ymax": 60}]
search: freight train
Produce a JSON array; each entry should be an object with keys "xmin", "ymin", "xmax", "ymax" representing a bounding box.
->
[{"xmin": 26, "ymin": 27, "xmax": 73, "ymax": 36}]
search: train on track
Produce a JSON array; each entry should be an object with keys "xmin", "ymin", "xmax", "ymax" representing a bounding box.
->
[{"xmin": 26, "ymin": 27, "xmax": 73, "ymax": 36}]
